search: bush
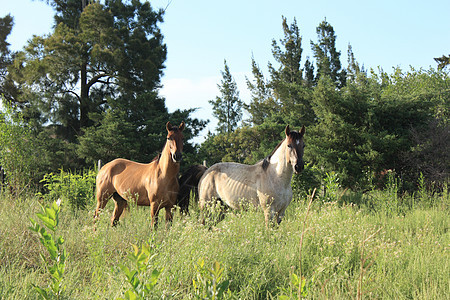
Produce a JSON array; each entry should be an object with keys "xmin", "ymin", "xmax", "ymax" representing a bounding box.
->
[
  {"xmin": 0, "ymin": 101, "xmax": 42, "ymax": 194},
  {"xmin": 38, "ymin": 168, "xmax": 97, "ymax": 211}
]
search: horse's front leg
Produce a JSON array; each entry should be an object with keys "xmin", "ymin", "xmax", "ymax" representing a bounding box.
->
[
  {"xmin": 263, "ymin": 208, "xmax": 278, "ymax": 227},
  {"xmin": 164, "ymin": 190, "xmax": 177, "ymax": 226},
  {"xmin": 165, "ymin": 206, "xmax": 173, "ymax": 223},
  {"xmin": 150, "ymin": 201, "xmax": 160, "ymax": 229}
]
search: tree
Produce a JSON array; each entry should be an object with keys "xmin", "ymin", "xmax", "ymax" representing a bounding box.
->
[
  {"xmin": 311, "ymin": 19, "xmax": 346, "ymax": 88},
  {"xmin": 434, "ymin": 54, "xmax": 450, "ymax": 70},
  {"xmin": 0, "ymin": 14, "xmax": 17, "ymax": 102},
  {"xmin": 209, "ymin": 60, "xmax": 243, "ymax": 134},
  {"xmin": 303, "ymin": 57, "xmax": 315, "ymax": 87},
  {"xmin": 270, "ymin": 16, "xmax": 303, "ymax": 86},
  {"xmin": 268, "ymin": 17, "xmax": 315, "ymax": 127},
  {"xmin": 244, "ymin": 57, "xmax": 277, "ymax": 126},
  {"xmin": 9, "ymin": 1, "xmax": 166, "ymax": 136},
  {"xmin": 0, "ymin": 100, "xmax": 44, "ymax": 194},
  {"xmin": 4, "ymin": 0, "xmax": 209, "ymax": 172}
]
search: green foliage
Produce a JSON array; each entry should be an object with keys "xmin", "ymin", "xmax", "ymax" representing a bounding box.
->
[
  {"xmin": 4, "ymin": 0, "xmax": 210, "ymax": 172},
  {"xmin": 241, "ymin": 18, "xmax": 449, "ymax": 191},
  {"xmin": 0, "ymin": 14, "xmax": 16, "ymax": 102},
  {"xmin": 311, "ymin": 19, "xmax": 346, "ymax": 88},
  {"xmin": 0, "ymin": 101, "xmax": 43, "ymax": 193},
  {"xmin": 291, "ymin": 163, "xmax": 322, "ymax": 200},
  {"xmin": 244, "ymin": 57, "xmax": 274, "ymax": 126},
  {"xmin": 29, "ymin": 200, "xmax": 67, "ymax": 299},
  {"xmin": 434, "ymin": 54, "xmax": 450, "ymax": 70},
  {"xmin": 209, "ymin": 60, "xmax": 243, "ymax": 134},
  {"xmin": 323, "ymin": 171, "xmax": 341, "ymax": 202},
  {"xmin": 268, "ymin": 17, "xmax": 315, "ymax": 127},
  {"xmin": 193, "ymin": 260, "xmax": 230, "ymax": 300},
  {"xmin": 118, "ymin": 239, "xmax": 162, "ymax": 300},
  {"xmin": 278, "ymin": 272, "xmax": 314, "ymax": 299},
  {"xmin": 37, "ymin": 168, "xmax": 96, "ymax": 211}
]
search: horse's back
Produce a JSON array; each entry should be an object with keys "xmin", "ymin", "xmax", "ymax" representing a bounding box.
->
[{"xmin": 97, "ymin": 158, "xmax": 152, "ymax": 199}]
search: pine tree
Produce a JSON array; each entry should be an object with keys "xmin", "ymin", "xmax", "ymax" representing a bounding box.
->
[
  {"xmin": 6, "ymin": 0, "xmax": 206, "ymax": 171},
  {"xmin": 245, "ymin": 57, "xmax": 276, "ymax": 125},
  {"xmin": 0, "ymin": 14, "xmax": 12, "ymax": 80},
  {"xmin": 434, "ymin": 54, "xmax": 450, "ymax": 70},
  {"xmin": 8, "ymin": 0, "xmax": 167, "ymax": 138},
  {"xmin": 209, "ymin": 60, "xmax": 243, "ymax": 134},
  {"xmin": 269, "ymin": 17, "xmax": 315, "ymax": 126},
  {"xmin": 311, "ymin": 19, "xmax": 346, "ymax": 88},
  {"xmin": 346, "ymin": 44, "xmax": 367, "ymax": 84},
  {"xmin": 303, "ymin": 57, "xmax": 315, "ymax": 87},
  {"xmin": 271, "ymin": 16, "xmax": 303, "ymax": 85},
  {"xmin": 0, "ymin": 14, "xmax": 16, "ymax": 103}
]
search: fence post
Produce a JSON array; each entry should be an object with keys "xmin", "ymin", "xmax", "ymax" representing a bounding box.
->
[{"xmin": 97, "ymin": 159, "xmax": 102, "ymax": 171}]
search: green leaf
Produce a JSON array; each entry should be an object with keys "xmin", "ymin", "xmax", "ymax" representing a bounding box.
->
[
  {"xmin": 36, "ymin": 214, "xmax": 56, "ymax": 232},
  {"xmin": 217, "ymin": 279, "xmax": 230, "ymax": 298},
  {"xmin": 32, "ymin": 284, "xmax": 49, "ymax": 300},
  {"xmin": 124, "ymin": 289, "xmax": 138, "ymax": 300}
]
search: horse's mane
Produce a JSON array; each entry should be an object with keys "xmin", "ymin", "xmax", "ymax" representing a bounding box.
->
[
  {"xmin": 152, "ymin": 153, "xmax": 162, "ymax": 162},
  {"xmin": 261, "ymin": 130, "xmax": 303, "ymax": 171},
  {"xmin": 262, "ymin": 138, "xmax": 285, "ymax": 171}
]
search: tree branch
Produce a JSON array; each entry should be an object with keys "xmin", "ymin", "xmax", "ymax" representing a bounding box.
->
[
  {"xmin": 61, "ymin": 89, "xmax": 81, "ymax": 101},
  {"xmin": 86, "ymin": 73, "xmax": 111, "ymax": 90}
]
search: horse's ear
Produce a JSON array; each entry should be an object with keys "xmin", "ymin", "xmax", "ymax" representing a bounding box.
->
[
  {"xmin": 166, "ymin": 121, "xmax": 172, "ymax": 132},
  {"xmin": 179, "ymin": 121, "xmax": 185, "ymax": 131},
  {"xmin": 299, "ymin": 125, "xmax": 305, "ymax": 136},
  {"xmin": 285, "ymin": 125, "xmax": 290, "ymax": 136}
]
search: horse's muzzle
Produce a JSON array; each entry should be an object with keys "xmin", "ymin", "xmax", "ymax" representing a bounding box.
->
[
  {"xmin": 294, "ymin": 162, "xmax": 304, "ymax": 174},
  {"xmin": 172, "ymin": 152, "xmax": 183, "ymax": 163}
]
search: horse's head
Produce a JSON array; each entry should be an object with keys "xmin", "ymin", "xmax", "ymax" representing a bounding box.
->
[
  {"xmin": 285, "ymin": 125, "xmax": 306, "ymax": 174},
  {"xmin": 166, "ymin": 121, "xmax": 185, "ymax": 163}
]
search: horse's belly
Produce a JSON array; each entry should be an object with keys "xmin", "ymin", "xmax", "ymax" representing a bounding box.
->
[
  {"xmin": 218, "ymin": 181, "xmax": 259, "ymax": 209},
  {"xmin": 113, "ymin": 177, "xmax": 149, "ymax": 204}
]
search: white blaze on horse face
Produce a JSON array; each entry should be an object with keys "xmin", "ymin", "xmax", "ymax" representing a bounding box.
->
[
  {"xmin": 167, "ymin": 130, "xmax": 184, "ymax": 163},
  {"xmin": 286, "ymin": 136, "xmax": 304, "ymax": 173}
]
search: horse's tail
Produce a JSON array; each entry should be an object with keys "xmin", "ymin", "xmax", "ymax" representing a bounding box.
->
[{"xmin": 177, "ymin": 164, "xmax": 208, "ymax": 214}]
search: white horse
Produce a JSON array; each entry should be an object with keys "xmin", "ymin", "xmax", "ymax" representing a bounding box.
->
[{"xmin": 198, "ymin": 125, "xmax": 305, "ymax": 226}]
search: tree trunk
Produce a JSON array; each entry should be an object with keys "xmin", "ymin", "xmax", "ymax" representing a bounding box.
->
[{"xmin": 79, "ymin": 61, "xmax": 90, "ymax": 132}]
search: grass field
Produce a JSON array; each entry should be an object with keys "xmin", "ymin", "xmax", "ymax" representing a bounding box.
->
[{"xmin": 0, "ymin": 187, "xmax": 448, "ymax": 299}]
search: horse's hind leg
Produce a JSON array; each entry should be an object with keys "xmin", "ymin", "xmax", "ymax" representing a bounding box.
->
[
  {"xmin": 94, "ymin": 189, "xmax": 111, "ymax": 219},
  {"xmin": 111, "ymin": 192, "xmax": 128, "ymax": 226}
]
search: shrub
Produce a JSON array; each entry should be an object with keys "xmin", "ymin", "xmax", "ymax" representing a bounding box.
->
[
  {"xmin": 29, "ymin": 199, "xmax": 67, "ymax": 299},
  {"xmin": 38, "ymin": 168, "xmax": 97, "ymax": 211},
  {"xmin": 0, "ymin": 101, "xmax": 42, "ymax": 194}
]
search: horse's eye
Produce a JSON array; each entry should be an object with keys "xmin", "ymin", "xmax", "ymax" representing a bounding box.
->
[
  {"xmin": 167, "ymin": 137, "xmax": 173, "ymax": 141},
  {"xmin": 287, "ymin": 144, "xmax": 293, "ymax": 148}
]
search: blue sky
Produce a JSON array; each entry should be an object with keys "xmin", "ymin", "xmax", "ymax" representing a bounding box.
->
[{"xmin": 2, "ymin": 0, "xmax": 450, "ymax": 141}]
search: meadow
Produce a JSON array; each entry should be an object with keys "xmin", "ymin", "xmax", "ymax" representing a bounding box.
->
[{"xmin": 0, "ymin": 180, "xmax": 448, "ymax": 299}]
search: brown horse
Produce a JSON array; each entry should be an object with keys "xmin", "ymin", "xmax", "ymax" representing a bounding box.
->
[{"xmin": 94, "ymin": 121, "xmax": 185, "ymax": 227}]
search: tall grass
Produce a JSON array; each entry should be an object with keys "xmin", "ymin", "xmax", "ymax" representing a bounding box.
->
[{"xmin": 0, "ymin": 182, "xmax": 448, "ymax": 299}]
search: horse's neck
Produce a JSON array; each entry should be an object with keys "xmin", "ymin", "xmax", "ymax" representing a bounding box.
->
[
  {"xmin": 268, "ymin": 142, "xmax": 293, "ymax": 182},
  {"xmin": 157, "ymin": 146, "xmax": 179, "ymax": 177}
]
